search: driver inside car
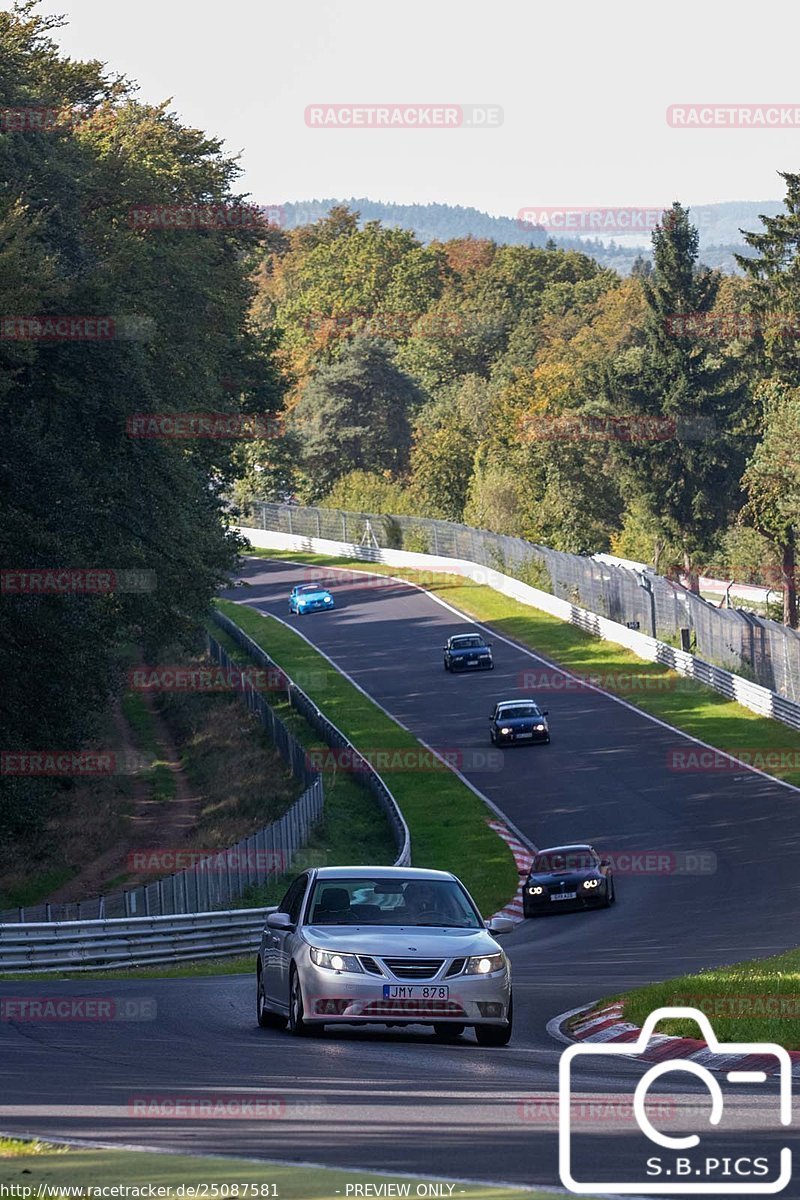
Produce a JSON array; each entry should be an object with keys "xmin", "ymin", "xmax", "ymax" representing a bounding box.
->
[{"xmin": 402, "ymin": 881, "xmax": 446, "ymax": 923}]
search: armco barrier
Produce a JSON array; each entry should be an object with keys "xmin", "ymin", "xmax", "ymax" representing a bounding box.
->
[
  {"xmin": 235, "ymin": 525, "xmax": 800, "ymax": 733},
  {"xmin": 0, "ymin": 908, "xmax": 272, "ymax": 973}
]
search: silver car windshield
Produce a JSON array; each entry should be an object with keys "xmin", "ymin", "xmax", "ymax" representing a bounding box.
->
[{"xmin": 306, "ymin": 878, "xmax": 482, "ymax": 928}]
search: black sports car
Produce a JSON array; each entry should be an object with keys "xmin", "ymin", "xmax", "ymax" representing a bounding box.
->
[
  {"xmin": 443, "ymin": 633, "xmax": 494, "ymax": 672},
  {"xmin": 489, "ymin": 699, "xmax": 549, "ymax": 745},
  {"xmin": 522, "ymin": 844, "xmax": 615, "ymax": 917}
]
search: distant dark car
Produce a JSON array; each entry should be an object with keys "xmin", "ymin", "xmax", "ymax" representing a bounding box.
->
[
  {"xmin": 489, "ymin": 699, "xmax": 549, "ymax": 745},
  {"xmin": 289, "ymin": 583, "xmax": 335, "ymax": 615},
  {"xmin": 522, "ymin": 844, "xmax": 615, "ymax": 917},
  {"xmin": 444, "ymin": 633, "xmax": 494, "ymax": 672}
]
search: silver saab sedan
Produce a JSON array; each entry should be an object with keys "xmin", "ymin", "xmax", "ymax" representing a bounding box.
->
[{"xmin": 256, "ymin": 866, "xmax": 514, "ymax": 1045}]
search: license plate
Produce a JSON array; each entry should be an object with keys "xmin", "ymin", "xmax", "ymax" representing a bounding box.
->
[
  {"xmin": 468, "ymin": 660, "xmax": 478, "ymax": 666},
  {"xmin": 551, "ymin": 892, "xmax": 577, "ymax": 901},
  {"xmin": 382, "ymin": 985, "xmax": 449, "ymax": 1000},
  {"xmin": 516, "ymin": 731, "xmax": 533, "ymax": 739}
]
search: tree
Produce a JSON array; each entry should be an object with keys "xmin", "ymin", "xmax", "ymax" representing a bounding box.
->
[
  {"xmin": 0, "ymin": 5, "xmax": 283, "ymax": 841},
  {"xmin": 741, "ymin": 381, "xmax": 800, "ymax": 626},
  {"xmin": 600, "ymin": 203, "xmax": 750, "ymax": 590},
  {"xmin": 408, "ymin": 376, "xmax": 490, "ymax": 519},
  {"xmin": 291, "ymin": 336, "xmax": 425, "ymax": 499}
]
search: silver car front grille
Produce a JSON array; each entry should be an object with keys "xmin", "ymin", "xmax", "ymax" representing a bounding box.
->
[{"xmin": 382, "ymin": 957, "xmax": 445, "ymax": 980}]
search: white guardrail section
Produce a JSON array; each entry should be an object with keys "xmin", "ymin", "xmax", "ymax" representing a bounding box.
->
[{"xmin": 237, "ymin": 526, "xmax": 800, "ymax": 733}]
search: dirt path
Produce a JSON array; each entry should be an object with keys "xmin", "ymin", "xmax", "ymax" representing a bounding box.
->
[{"xmin": 48, "ymin": 693, "xmax": 201, "ymax": 903}]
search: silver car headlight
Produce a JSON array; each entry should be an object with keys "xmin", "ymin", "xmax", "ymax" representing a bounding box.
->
[
  {"xmin": 464, "ymin": 953, "xmax": 506, "ymax": 976},
  {"xmin": 583, "ymin": 879, "xmax": 600, "ymax": 889},
  {"xmin": 309, "ymin": 947, "xmax": 363, "ymax": 973}
]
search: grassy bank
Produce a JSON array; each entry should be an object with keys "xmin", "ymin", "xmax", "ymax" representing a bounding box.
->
[
  {"xmin": 215, "ymin": 600, "xmax": 519, "ymax": 918},
  {"xmin": 242, "ymin": 548, "xmax": 800, "ymax": 789},
  {"xmin": 588, "ymin": 945, "xmax": 800, "ymax": 1049},
  {"xmin": 0, "ymin": 1140, "xmax": 585, "ymax": 1199}
]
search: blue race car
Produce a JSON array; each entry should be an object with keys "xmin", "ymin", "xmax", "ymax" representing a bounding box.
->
[{"xmin": 289, "ymin": 583, "xmax": 335, "ymax": 615}]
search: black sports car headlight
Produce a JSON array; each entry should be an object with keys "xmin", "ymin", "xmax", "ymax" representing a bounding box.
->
[{"xmin": 582, "ymin": 879, "xmax": 601, "ymax": 889}]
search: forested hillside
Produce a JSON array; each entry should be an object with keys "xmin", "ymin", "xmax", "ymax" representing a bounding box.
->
[
  {"xmin": 242, "ymin": 200, "xmax": 800, "ymax": 627},
  {"xmin": 278, "ymin": 198, "xmax": 779, "ymax": 273}
]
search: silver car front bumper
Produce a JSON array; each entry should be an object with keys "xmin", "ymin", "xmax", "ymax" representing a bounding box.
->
[{"xmin": 297, "ymin": 958, "xmax": 511, "ymax": 1025}]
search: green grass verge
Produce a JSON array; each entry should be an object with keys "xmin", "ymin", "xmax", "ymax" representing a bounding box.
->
[
  {"xmin": 215, "ymin": 600, "xmax": 519, "ymax": 918},
  {"xmin": 0, "ymin": 1143, "xmax": 585, "ymax": 1198},
  {"xmin": 590, "ymin": 945, "xmax": 800, "ymax": 1049},
  {"xmin": 241, "ymin": 548, "xmax": 800, "ymax": 789},
  {"xmin": 121, "ymin": 693, "xmax": 176, "ymax": 805},
  {"xmin": 0, "ymin": 956, "xmax": 253, "ymax": 982},
  {"xmin": 207, "ymin": 622, "xmax": 396, "ymax": 886}
]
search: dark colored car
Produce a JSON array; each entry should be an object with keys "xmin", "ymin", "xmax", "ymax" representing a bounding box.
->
[
  {"xmin": 443, "ymin": 633, "xmax": 494, "ymax": 672},
  {"xmin": 522, "ymin": 844, "xmax": 615, "ymax": 917},
  {"xmin": 489, "ymin": 699, "xmax": 549, "ymax": 745}
]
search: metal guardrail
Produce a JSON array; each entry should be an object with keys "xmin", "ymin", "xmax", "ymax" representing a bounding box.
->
[
  {"xmin": 237, "ymin": 515, "xmax": 800, "ymax": 735},
  {"xmin": 211, "ymin": 609, "xmax": 411, "ymax": 867},
  {"xmin": 245, "ymin": 501, "xmax": 800, "ymax": 704},
  {"xmin": 0, "ymin": 908, "xmax": 272, "ymax": 972}
]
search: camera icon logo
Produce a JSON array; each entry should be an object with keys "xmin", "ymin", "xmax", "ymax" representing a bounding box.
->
[{"xmin": 559, "ymin": 1006, "xmax": 792, "ymax": 1194}]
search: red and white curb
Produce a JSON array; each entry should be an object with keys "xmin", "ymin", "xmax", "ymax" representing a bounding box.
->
[
  {"xmin": 557, "ymin": 1001, "xmax": 800, "ymax": 1077},
  {"xmin": 487, "ymin": 818, "xmax": 535, "ymax": 923}
]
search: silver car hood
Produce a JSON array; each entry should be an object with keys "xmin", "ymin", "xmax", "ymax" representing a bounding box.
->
[{"xmin": 301, "ymin": 925, "xmax": 500, "ymax": 956}]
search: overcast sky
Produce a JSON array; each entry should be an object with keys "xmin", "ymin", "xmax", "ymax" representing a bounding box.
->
[{"xmin": 33, "ymin": 0, "xmax": 800, "ymax": 216}]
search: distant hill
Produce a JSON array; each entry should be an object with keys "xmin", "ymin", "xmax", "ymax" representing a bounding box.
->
[{"xmin": 278, "ymin": 198, "xmax": 782, "ymax": 275}]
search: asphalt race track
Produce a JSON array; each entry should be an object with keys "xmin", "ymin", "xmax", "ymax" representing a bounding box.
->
[{"xmin": 3, "ymin": 555, "xmax": 800, "ymax": 1195}]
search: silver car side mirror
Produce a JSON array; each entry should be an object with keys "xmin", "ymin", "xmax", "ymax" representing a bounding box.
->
[
  {"xmin": 266, "ymin": 911, "xmax": 293, "ymax": 931},
  {"xmin": 485, "ymin": 916, "xmax": 514, "ymax": 935}
]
